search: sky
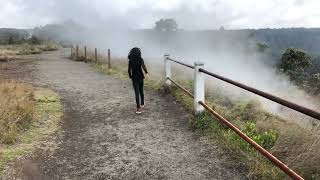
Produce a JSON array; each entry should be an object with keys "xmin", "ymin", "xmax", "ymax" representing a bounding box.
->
[{"xmin": 0, "ymin": 0, "xmax": 319, "ymax": 29}]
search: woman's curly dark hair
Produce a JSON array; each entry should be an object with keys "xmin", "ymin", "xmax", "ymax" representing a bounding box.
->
[{"xmin": 128, "ymin": 47, "xmax": 142, "ymax": 60}]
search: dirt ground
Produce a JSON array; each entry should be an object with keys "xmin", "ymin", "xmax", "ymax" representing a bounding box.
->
[{"xmin": 1, "ymin": 49, "xmax": 247, "ymax": 180}]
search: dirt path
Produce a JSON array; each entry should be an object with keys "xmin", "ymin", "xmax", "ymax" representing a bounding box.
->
[{"xmin": 4, "ymin": 49, "xmax": 247, "ymax": 179}]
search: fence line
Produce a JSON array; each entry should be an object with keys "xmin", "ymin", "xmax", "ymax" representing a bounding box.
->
[
  {"xmin": 71, "ymin": 45, "xmax": 112, "ymax": 68},
  {"xmin": 164, "ymin": 54, "xmax": 307, "ymax": 180}
]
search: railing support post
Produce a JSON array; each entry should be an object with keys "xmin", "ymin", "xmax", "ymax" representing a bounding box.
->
[
  {"xmin": 108, "ymin": 49, "xmax": 111, "ymax": 68},
  {"xmin": 164, "ymin": 54, "xmax": 171, "ymax": 86},
  {"xmin": 84, "ymin": 46, "xmax": 87, "ymax": 63},
  {"xmin": 95, "ymin": 48, "xmax": 97, "ymax": 63},
  {"xmin": 194, "ymin": 62, "xmax": 205, "ymax": 114},
  {"xmin": 76, "ymin": 45, "xmax": 79, "ymax": 59}
]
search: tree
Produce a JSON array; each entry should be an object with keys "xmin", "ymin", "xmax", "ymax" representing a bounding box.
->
[
  {"xmin": 307, "ymin": 73, "xmax": 320, "ymax": 95},
  {"xmin": 154, "ymin": 18, "xmax": 178, "ymax": 32},
  {"xmin": 278, "ymin": 48, "xmax": 312, "ymax": 85}
]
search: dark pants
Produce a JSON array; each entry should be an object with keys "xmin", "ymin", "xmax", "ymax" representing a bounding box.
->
[{"xmin": 132, "ymin": 79, "xmax": 144, "ymax": 108}]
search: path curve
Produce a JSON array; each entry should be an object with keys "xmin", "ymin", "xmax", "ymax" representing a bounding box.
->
[{"xmin": 11, "ymin": 49, "xmax": 247, "ymax": 179}]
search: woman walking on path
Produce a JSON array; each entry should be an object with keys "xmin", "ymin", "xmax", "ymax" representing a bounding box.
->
[{"xmin": 128, "ymin": 47, "xmax": 148, "ymax": 114}]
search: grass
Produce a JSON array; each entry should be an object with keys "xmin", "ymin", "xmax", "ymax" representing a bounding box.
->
[
  {"xmin": 0, "ymin": 81, "xmax": 63, "ymax": 174},
  {"xmin": 0, "ymin": 43, "xmax": 59, "ymax": 62},
  {"xmin": 71, "ymin": 51, "xmax": 320, "ymax": 179},
  {"xmin": 0, "ymin": 81, "xmax": 35, "ymax": 144}
]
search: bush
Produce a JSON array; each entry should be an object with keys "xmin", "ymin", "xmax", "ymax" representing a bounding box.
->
[{"xmin": 241, "ymin": 122, "xmax": 278, "ymax": 150}]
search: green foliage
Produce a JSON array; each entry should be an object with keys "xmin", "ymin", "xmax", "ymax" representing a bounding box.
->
[
  {"xmin": 241, "ymin": 123, "xmax": 278, "ymax": 150},
  {"xmin": 192, "ymin": 112, "xmax": 278, "ymax": 151},
  {"xmin": 278, "ymin": 48, "xmax": 320, "ymax": 95},
  {"xmin": 278, "ymin": 48, "xmax": 312, "ymax": 85},
  {"xmin": 307, "ymin": 73, "xmax": 320, "ymax": 95},
  {"xmin": 192, "ymin": 112, "xmax": 216, "ymax": 130},
  {"xmin": 279, "ymin": 48, "xmax": 312, "ymax": 72}
]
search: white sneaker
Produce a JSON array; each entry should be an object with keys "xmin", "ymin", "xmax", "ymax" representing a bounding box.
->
[
  {"xmin": 136, "ymin": 109, "xmax": 142, "ymax": 114},
  {"xmin": 141, "ymin": 105, "xmax": 145, "ymax": 108}
]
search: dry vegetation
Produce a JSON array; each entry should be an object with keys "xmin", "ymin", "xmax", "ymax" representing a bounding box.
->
[
  {"xmin": 71, "ymin": 49, "xmax": 320, "ymax": 179},
  {"xmin": 0, "ymin": 80, "xmax": 63, "ymax": 174},
  {"xmin": 0, "ymin": 80, "xmax": 35, "ymax": 144},
  {"xmin": 0, "ymin": 43, "xmax": 59, "ymax": 62}
]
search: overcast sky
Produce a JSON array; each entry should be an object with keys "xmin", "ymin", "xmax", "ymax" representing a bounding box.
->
[{"xmin": 0, "ymin": 0, "xmax": 319, "ymax": 29}]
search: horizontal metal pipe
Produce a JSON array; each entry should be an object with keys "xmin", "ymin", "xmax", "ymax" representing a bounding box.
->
[
  {"xmin": 199, "ymin": 68, "xmax": 320, "ymax": 121},
  {"xmin": 198, "ymin": 101, "xmax": 304, "ymax": 180},
  {"xmin": 167, "ymin": 77, "xmax": 194, "ymax": 98},
  {"xmin": 167, "ymin": 57, "xmax": 195, "ymax": 69}
]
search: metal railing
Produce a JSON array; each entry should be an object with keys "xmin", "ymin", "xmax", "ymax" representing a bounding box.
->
[
  {"xmin": 167, "ymin": 57, "xmax": 195, "ymax": 69},
  {"xmin": 199, "ymin": 68, "xmax": 320, "ymax": 121},
  {"xmin": 164, "ymin": 55, "xmax": 310, "ymax": 180}
]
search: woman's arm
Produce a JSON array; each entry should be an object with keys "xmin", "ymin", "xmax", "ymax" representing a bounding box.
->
[
  {"xmin": 128, "ymin": 60, "xmax": 132, "ymax": 79},
  {"xmin": 141, "ymin": 59, "xmax": 148, "ymax": 74}
]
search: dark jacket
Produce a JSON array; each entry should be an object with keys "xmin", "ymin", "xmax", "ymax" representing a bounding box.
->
[{"xmin": 128, "ymin": 56, "xmax": 148, "ymax": 81}]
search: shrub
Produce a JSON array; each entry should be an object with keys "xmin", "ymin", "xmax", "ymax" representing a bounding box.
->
[{"xmin": 241, "ymin": 122, "xmax": 278, "ymax": 150}]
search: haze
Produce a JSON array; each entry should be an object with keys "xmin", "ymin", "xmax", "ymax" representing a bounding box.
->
[{"xmin": 1, "ymin": 0, "xmax": 320, "ymax": 29}]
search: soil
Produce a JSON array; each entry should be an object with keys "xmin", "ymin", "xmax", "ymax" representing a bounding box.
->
[{"xmin": 1, "ymin": 49, "xmax": 247, "ymax": 180}]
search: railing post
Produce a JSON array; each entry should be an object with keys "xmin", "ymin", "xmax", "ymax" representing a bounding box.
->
[
  {"xmin": 108, "ymin": 49, "xmax": 111, "ymax": 68},
  {"xmin": 95, "ymin": 48, "xmax": 97, "ymax": 63},
  {"xmin": 76, "ymin": 45, "xmax": 79, "ymax": 60},
  {"xmin": 194, "ymin": 62, "xmax": 205, "ymax": 114},
  {"xmin": 84, "ymin": 46, "xmax": 87, "ymax": 63},
  {"xmin": 164, "ymin": 54, "xmax": 171, "ymax": 86}
]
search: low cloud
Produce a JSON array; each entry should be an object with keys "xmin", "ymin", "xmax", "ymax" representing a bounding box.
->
[{"xmin": 0, "ymin": 0, "xmax": 319, "ymax": 29}]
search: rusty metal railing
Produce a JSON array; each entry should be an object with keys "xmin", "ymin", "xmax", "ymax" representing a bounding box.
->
[
  {"xmin": 165, "ymin": 57, "xmax": 305, "ymax": 180},
  {"xmin": 167, "ymin": 77, "xmax": 194, "ymax": 98},
  {"xmin": 199, "ymin": 68, "xmax": 320, "ymax": 121},
  {"xmin": 199, "ymin": 101, "xmax": 303, "ymax": 180},
  {"xmin": 167, "ymin": 57, "xmax": 194, "ymax": 69}
]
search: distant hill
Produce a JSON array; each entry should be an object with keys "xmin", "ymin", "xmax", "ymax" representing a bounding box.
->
[{"xmin": 254, "ymin": 28, "xmax": 320, "ymax": 56}]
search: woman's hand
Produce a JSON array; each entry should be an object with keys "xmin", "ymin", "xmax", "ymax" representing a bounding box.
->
[{"xmin": 145, "ymin": 73, "xmax": 150, "ymax": 79}]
